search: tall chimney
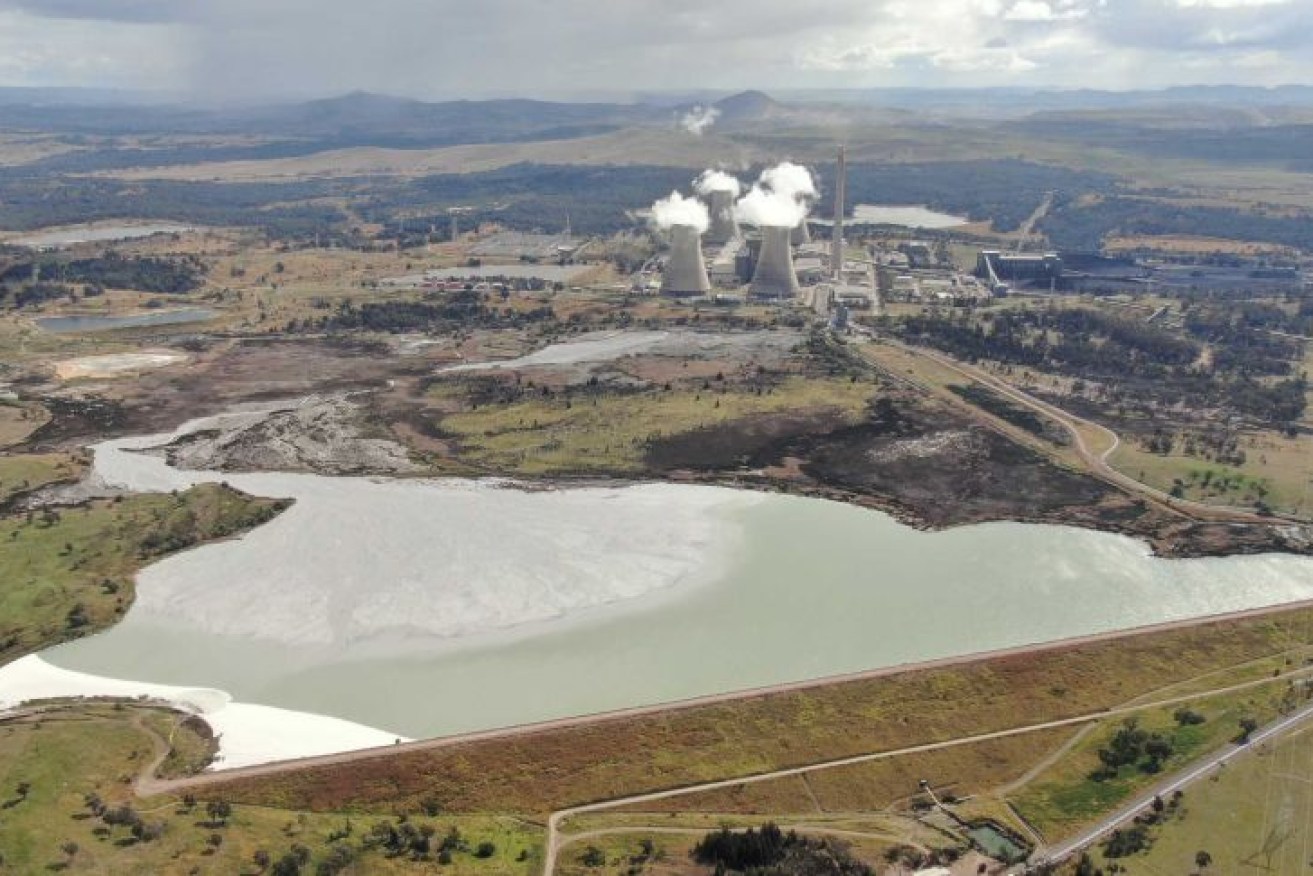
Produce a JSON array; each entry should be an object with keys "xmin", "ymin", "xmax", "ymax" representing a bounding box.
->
[
  {"xmin": 791, "ymin": 218, "xmax": 811, "ymax": 245},
  {"xmin": 660, "ymin": 224, "xmax": 711, "ymax": 296},
  {"xmin": 705, "ymin": 190, "xmax": 739, "ymax": 245},
  {"xmin": 750, "ymin": 226, "xmax": 801, "ymax": 299},
  {"xmin": 832, "ymin": 145, "xmax": 846, "ymax": 281}
]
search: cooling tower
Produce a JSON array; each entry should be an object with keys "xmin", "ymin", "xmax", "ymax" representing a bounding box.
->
[
  {"xmin": 705, "ymin": 190, "xmax": 740, "ymax": 245},
  {"xmin": 660, "ymin": 224, "xmax": 711, "ymax": 296},
  {"xmin": 749, "ymin": 226, "xmax": 801, "ymax": 299},
  {"xmin": 791, "ymin": 218, "xmax": 811, "ymax": 245}
]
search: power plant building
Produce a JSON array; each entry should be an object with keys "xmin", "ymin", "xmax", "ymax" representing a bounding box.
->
[
  {"xmin": 660, "ymin": 224, "xmax": 712, "ymax": 296},
  {"xmin": 749, "ymin": 226, "xmax": 801, "ymax": 299}
]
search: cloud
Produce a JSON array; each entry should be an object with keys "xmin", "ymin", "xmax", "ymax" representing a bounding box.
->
[{"xmin": 0, "ymin": 0, "xmax": 1311, "ymax": 96}]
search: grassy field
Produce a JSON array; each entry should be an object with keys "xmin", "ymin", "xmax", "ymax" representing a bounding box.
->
[
  {"xmin": 206, "ymin": 606, "xmax": 1313, "ymax": 817},
  {"xmin": 0, "ymin": 452, "xmax": 85, "ymax": 506},
  {"xmin": 0, "ymin": 484, "xmax": 288, "ymax": 666},
  {"xmin": 1097, "ymin": 721, "xmax": 1313, "ymax": 874},
  {"xmin": 1007, "ymin": 684, "xmax": 1301, "ymax": 840},
  {"xmin": 435, "ymin": 377, "xmax": 875, "ymax": 475},
  {"xmin": 0, "ymin": 705, "xmax": 542, "ymax": 875},
  {"xmin": 1110, "ymin": 432, "xmax": 1312, "ymax": 517}
]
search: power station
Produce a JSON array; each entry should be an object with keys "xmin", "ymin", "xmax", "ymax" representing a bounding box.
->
[
  {"xmin": 749, "ymin": 226, "xmax": 801, "ymax": 299},
  {"xmin": 649, "ymin": 149, "xmax": 860, "ymax": 313},
  {"xmin": 660, "ymin": 224, "xmax": 712, "ymax": 296}
]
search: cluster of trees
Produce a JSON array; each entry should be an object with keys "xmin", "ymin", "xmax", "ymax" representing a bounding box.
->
[
  {"xmin": 82, "ymin": 794, "xmax": 165, "ymax": 844},
  {"xmin": 1090, "ymin": 719, "xmax": 1176, "ymax": 780},
  {"xmin": 692, "ymin": 824, "xmax": 873, "ymax": 876},
  {"xmin": 840, "ymin": 159, "xmax": 1117, "ymax": 232},
  {"xmin": 320, "ymin": 291, "xmax": 556, "ymax": 333},
  {"xmin": 1182, "ymin": 303, "xmax": 1305, "ymax": 375},
  {"xmin": 0, "ymin": 177, "xmax": 348, "ymax": 239},
  {"xmin": 1, "ymin": 253, "xmax": 206, "ymax": 298},
  {"xmin": 891, "ymin": 306, "xmax": 1307, "ymax": 427},
  {"xmin": 1041, "ymin": 194, "xmax": 1313, "ymax": 251}
]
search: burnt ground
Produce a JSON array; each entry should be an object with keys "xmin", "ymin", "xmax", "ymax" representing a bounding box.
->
[
  {"xmin": 647, "ymin": 393, "xmax": 1311, "ymax": 559},
  {"xmin": 10, "ymin": 331, "xmax": 1309, "ymax": 559}
]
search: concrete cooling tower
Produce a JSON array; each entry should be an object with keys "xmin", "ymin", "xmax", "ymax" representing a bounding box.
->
[
  {"xmin": 660, "ymin": 224, "xmax": 711, "ymax": 296},
  {"xmin": 791, "ymin": 218, "xmax": 811, "ymax": 245},
  {"xmin": 705, "ymin": 190, "xmax": 740, "ymax": 245},
  {"xmin": 750, "ymin": 225, "xmax": 801, "ymax": 299}
]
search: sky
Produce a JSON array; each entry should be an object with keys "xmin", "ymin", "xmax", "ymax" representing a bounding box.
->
[{"xmin": 0, "ymin": 0, "xmax": 1311, "ymax": 101}]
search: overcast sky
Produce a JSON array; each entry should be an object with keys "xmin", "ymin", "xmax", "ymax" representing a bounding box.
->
[{"xmin": 0, "ymin": 0, "xmax": 1310, "ymax": 101}]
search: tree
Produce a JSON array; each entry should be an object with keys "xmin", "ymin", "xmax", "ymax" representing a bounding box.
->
[
  {"xmin": 475, "ymin": 841, "xmax": 496, "ymax": 858},
  {"xmin": 253, "ymin": 849, "xmax": 271, "ymax": 871},
  {"xmin": 581, "ymin": 846, "xmax": 606, "ymax": 867},
  {"xmin": 205, "ymin": 799, "xmax": 232, "ymax": 825},
  {"xmin": 1196, "ymin": 850, "xmax": 1212, "ymax": 869},
  {"xmin": 1236, "ymin": 717, "xmax": 1260, "ymax": 744}
]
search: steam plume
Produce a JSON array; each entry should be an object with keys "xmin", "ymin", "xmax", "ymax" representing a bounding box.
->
[
  {"xmin": 732, "ymin": 162, "xmax": 817, "ymax": 228},
  {"xmin": 679, "ymin": 105, "xmax": 720, "ymax": 136},
  {"xmin": 694, "ymin": 169, "xmax": 742, "ymax": 197},
  {"xmin": 651, "ymin": 190, "xmax": 710, "ymax": 233}
]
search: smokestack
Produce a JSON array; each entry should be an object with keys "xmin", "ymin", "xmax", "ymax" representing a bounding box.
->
[
  {"xmin": 750, "ymin": 226, "xmax": 800, "ymax": 299},
  {"xmin": 833, "ymin": 145, "xmax": 846, "ymax": 281},
  {"xmin": 791, "ymin": 218, "xmax": 811, "ymax": 246},
  {"xmin": 706, "ymin": 190, "xmax": 740, "ymax": 245},
  {"xmin": 660, "ymin": 224, "xmax": 711, "ymax": 296}
]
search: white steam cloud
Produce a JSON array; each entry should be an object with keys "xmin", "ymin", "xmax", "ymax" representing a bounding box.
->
[
  {"xmin": 651, "ymin": 190, "xmax": 710, "ymax": 233},
  {"xmin": 693, "ymin": 169, "xmax": 742, "ymax": 197},
  {"xmin": 679, "ymin": 105, "xmax": 721, "ymax": 136},
  {"xmin": 760, "ymin": 162, "xmax": 818, "ymax": 202},
  {"xmin": 732, "ymin": 162, "xmax": 817, "ymax": 228}
]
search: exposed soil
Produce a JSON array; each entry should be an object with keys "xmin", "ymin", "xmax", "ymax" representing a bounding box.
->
[{"xmin": 154, "ymin": 395, "xmax": 420, "ymax": 476}]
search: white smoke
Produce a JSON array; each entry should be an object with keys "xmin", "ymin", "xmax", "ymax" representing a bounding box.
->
[
  {"xmin": 732, "ymin": 162, "xmax": 817, "ymax": 228},
  {"xmin": 760, "ymin": 162, "xmax": 817, "ymax": 202},
  {"xmin": 651, "ymin": 190, "xmax": 710, "ymax": 233},
  {"xmin": 693, "ymin": 169, "xmax": 742, "ymax": 197},
  {"xmin": 679, "ymin": 105, "xmax": 721, "ymax": 136}
]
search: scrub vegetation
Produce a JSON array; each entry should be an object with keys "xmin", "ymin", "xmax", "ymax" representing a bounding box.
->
[
  {"xmin": 0, "ymin": 484, "xmax": 289, "ymax": 666},
  {"xmin": 0, "ymin": 704, "xmax": 540, "ymax": 875}
]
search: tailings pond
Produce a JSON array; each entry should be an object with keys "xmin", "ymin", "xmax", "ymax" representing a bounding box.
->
[{"xmin": 21, "ymin": 408, "xmax": 1313, "ymax": 757}]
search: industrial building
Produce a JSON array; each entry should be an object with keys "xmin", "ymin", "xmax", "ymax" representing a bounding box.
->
[
  {"xmin": 977, "ymin": 250, "xmax": 1063, "ymax": 294},
  {"xmin": 660, "ymin": 225, "xmax": 712, "ymax": 296}
]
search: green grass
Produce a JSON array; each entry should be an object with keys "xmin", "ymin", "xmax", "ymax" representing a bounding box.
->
[
  {"xmin": 0, "ymin": 484, "xmax": 289, "ymax": 667},
  {"xmin": 0, "ymin": 452, "xmax": 85, "ymax": 507},
  {"xmin": 437, "ymin": 377, "xmax": 874, "ymax": 475},
  {"xmin": 1008, "ymin": 684, "xmax": 1296, "ymax": 840},
  {"xmin": 1100, "ymin": 721, "xmax": 1313, "ymax": 874},
  {"xmin": 0, "ymin": 705, "xmax": 543, "ymax": 874}
]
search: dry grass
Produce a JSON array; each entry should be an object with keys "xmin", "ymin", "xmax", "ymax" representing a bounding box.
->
[
  {"xmin": 0, "ymin": 452, "xmax": 85, "ymax": 505},
  {"xmin": 1104, "ymin": 234, "xmax": 1299, "ymax": 257},
  {"xmin": 207, "ymin": 606, "xmax": 1313, "ymax": 817},
  {"xmin": 436, "ymin": 377, "xmax": 874, "ymax": 474}
]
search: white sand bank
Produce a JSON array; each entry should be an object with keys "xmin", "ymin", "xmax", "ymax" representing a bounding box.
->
[
  {"xmin": 55, "ymin": 350, "xmax": 187, "ymax": 380},
  {"xmin": 0, "ymin": 655, "xmax": 404, "ymax": 769},
  {"xmin": 440, "ymin": 330, "xmax": 670, "ymax": 372}
]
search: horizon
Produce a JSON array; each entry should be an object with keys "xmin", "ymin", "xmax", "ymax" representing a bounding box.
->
[{"xmin": 3, "ymin": 1, "xmax": 1313, "ymax": 101}]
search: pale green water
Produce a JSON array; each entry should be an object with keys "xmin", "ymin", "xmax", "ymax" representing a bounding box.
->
[{"xmin": 46, "ymin": 489, "xmax": 1313, "ymax": 739}]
